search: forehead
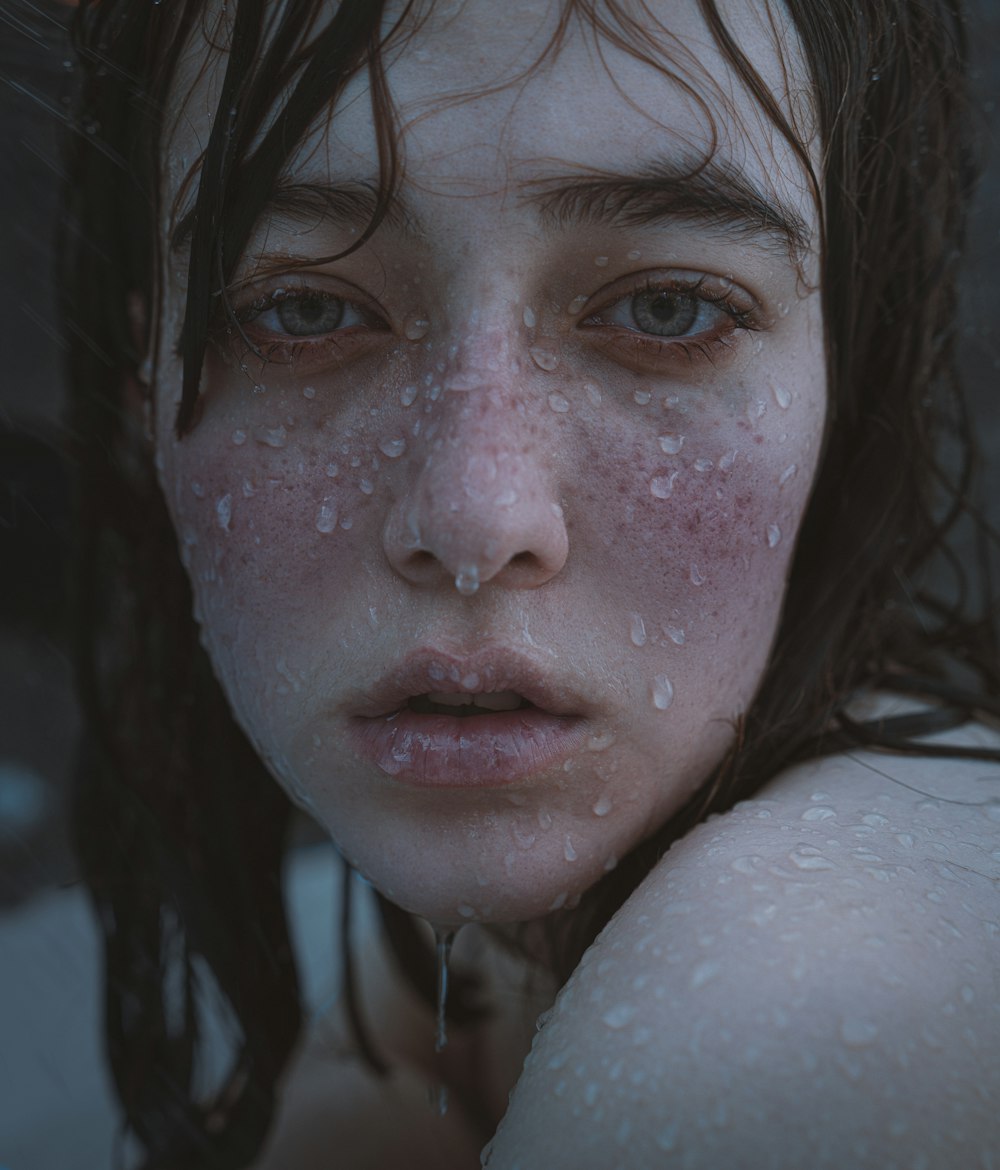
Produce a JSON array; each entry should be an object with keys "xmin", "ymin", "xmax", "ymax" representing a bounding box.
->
[{"xmin": 166, "ymin": 0, "xmax": 819, "ymax": 251}]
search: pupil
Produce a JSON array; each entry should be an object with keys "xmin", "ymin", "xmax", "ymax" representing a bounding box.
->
[
  {"xmin": 632, "ymin": 291, "xmax": 698, "ymax": 336},
  {"xmin": 276, "ymin": 295, "xmax": 344, "ymax": 336}
]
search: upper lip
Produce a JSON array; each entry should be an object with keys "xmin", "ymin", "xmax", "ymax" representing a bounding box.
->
[{"xmin": 346, "ymin": 646, "xmax": 599, "ymax": 719}]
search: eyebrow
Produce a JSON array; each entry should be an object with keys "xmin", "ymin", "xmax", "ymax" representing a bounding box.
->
[
  {"xmin": 519, "ymin": 156, "xmax": 813, "ymax": 261},
  {"xmin": 169, "ymin": 155, "xmax": 812, "ymax": 262},
  {"xmin": 168, "ymin": 178, "xmax": 413, "ymax": 254}
]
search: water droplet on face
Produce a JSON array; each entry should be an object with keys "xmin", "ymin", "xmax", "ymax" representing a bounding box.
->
[
  {"xmin": 772, "ymin": 382, "xmax": 792, "ymax": 409},
  {"xmin": 215, "ymin": 494, "xmax": 232, "ymax": 531},
  {"xmin": 626, "ymin": 249, "xmax": 641, "ymax": 261},
  {"xmin": 719, "ymin": 449, "xmax": 737, "ymax": 471},
  {"xmin": 689, "ymin": 564, "xmax": 705, "ymax": 586},
  {"xmin": 531, "ymin": 346, "xmax": 560, "ymax": 371},
  {"xmin": 587, "ymin": 730, "xmax": 616, "ymax": 752},
  {"xmin": 568, "ymin": 294, "xmax": 589, "ymax": 315},
  {"xmin": 454, "ymin": 564, "xmax": 480, "ymax": 596},
  {"xmin": 231, "ymin": 429, "xmax": 247, "ymax": 446},
  {"xmin": 650, "ymin": 472, "xmax": 679, "ymax": 499},
  {"xmin": 316, "ymin": 500, "xmax": 338, "ymax": 533},
  {"xmin": 378, "ymin": 436, "xmax": 406, "ymax": 458},
  {"xmin": 779, "ymin": 463, "xmax": 798, "ymax": 486},
  {"xmin": 694, "ymin": 458, "xmax": 714, "ymax": 473},
  {"xmin": 191, "ymin": 480, "xmax": 205, "ymax": 498},
  {"xmin": 658, "ymin": 433, "xmax": 684, "ymax": 455},
  {"xmin": 651, "ymin": 674, "xmax": 674, "ymax": 711},
  {"xmin": 400, "ymin": 385, "xmax": 418, "ymax": 407},
  {"xmin": 522, "ymin": 305, "xmax": 537, "ymax": 328},
  {"xmin": 583, "ymin": 383, "xmax": 602, "ymax": 407},
  {"xmin": 254, "ymin": 425, "xmax": 288, "ymax": 449},
  {"xmin": 564, "ymin": 835, "xmax": 578, "ymax": 862},
  {"xmin": 404, "ymin": 316, "xmax": 430, "ymax": 341},
  {"xmin": 633, "ymin": 389, "xmax": 651, "ymax": 405},
  {"xmin": 548, "ymin": 392, "xmax": 570, "ymax": 413},
  {"xmin": 359, "ymin": 478, "xmax": 374, "ymax": 495},
  {"xmin": 592, "ymin": 794, "xmax": 613, "ymax": 816},
  {"xmin": 302, "ymin": 385, "xmax": 316, "ymax": 399},
  {"xmin": 325, "ymin": 462, "xmax": 339, "ymax": 478},
  {"xmin": 242, "ymin": 478, "xmax": 255, "ymax": 497},
  {"xmin": 594, "ymin": 255, "xmax": 609, "ymax": 267},
  {"xmin": 629, "ymin": 613, "xmax": 647, "ymax": 647},
  {"xmin": 767, "ymin": 523, "xmax": 782, "ymax": 548}
]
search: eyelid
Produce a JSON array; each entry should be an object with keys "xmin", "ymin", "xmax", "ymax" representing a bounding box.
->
[
  {"xmin": 229, "ymin": 270, "xmax": 388, "ymax": 329},
  {"xmin": 576, "ymin": 268, "xmax": 762, "ymax": 325}
]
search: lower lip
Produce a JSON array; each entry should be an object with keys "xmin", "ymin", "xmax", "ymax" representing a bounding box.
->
[{"xmin": 348, "ymin": 708, "xmax": 589, "ymax": 787}]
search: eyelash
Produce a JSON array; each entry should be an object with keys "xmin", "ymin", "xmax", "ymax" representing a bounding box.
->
[{"xmin": 225, "ymin": 272, "xmax": 761, "ymax": 372}]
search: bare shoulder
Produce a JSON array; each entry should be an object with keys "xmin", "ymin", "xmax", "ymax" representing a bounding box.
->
[{"xmin": 487, "ymin": 720, "xmax": 1000, "ymax": 1170}]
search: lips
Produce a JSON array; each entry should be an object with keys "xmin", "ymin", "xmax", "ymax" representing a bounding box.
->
[{"xmin": 345, "ymin": 648, "xmax": 595, "ymax": 787}]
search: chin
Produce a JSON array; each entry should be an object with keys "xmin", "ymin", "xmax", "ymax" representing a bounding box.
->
[{"xmin": 335, "ymin": 841, "xmax": 608, "ymax": 928}]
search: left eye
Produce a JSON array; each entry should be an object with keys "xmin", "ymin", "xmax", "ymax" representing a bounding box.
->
[
  {"xmin": 243, "ymin": 291, "xmax": 366, "ymax": 337},
  {"xmin": 600, "ymin": 288, "xmax": 727, "ymax": 337}
]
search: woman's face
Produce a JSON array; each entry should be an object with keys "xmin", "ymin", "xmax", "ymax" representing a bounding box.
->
[{"xmin": 155, "ymin": 0, "xmax": 826, "ymax": 923}]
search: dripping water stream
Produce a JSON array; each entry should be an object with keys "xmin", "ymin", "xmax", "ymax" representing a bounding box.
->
[{"xmin": 429, "ymin": 923, "xmax": 461, "ymax": 1114}]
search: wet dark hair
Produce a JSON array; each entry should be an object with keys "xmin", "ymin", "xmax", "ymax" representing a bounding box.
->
[{"xmin": 63, "ymin": 0, "xmax": 999, "ymax": 1166}]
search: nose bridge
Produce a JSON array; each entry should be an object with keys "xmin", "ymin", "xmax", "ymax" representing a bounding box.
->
[{"xmin": 384, "ymin": 326, "xmax": 569, "ymax": 591}]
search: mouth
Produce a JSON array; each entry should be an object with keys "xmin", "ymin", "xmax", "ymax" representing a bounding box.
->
[
  {"xmin": 406, "ymin": 690, "xmax": 532, "ymax": 716},
  {"xmin": 345, "ymin": 649, "xmax": 595, "ymax": 787}
]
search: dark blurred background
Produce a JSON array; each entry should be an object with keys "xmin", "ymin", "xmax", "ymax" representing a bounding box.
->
[{"xmin": 0, "ymin": 0, "xmax": 998, "ymax": 912}]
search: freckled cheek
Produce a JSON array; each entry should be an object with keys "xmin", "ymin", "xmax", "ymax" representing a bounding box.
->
[
  {"xmin": 163, "ymin": 427, "xmax": 383, "ymax": 608},
  {"xmin": 584, "ymin": 434, "xmax": 809, "ymax": 672}
]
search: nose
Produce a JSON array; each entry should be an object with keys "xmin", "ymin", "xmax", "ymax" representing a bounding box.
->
[{"xmin": 383, "ymin": 380, "xmax": 569, "ymax": 594}]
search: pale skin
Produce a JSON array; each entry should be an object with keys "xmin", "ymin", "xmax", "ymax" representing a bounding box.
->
[{"xmin": 148, "ymin": 0, "xmax": 1000, "ymax": 1165}]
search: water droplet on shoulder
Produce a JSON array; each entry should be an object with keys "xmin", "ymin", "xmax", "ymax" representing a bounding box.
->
[{"xmin": 602, "ymin": 1002, "xmax": 637, "ymax": 1029}]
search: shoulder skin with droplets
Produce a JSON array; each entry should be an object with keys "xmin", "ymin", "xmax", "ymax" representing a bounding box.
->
[{"xmin": 484, "ymin": 724, "xmax": 1000, "ymax": 1170}]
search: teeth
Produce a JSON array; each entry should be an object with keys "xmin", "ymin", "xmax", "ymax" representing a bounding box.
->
[
  {"xmin": 417, "ymin": 690, "xmax": 526, "ymax": 712},
  {"xmin": 426, "ymin": 692, "xmax": 475, "ymax": 707}
]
